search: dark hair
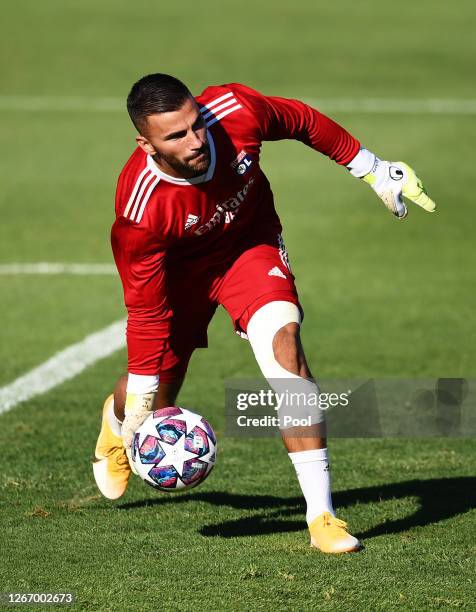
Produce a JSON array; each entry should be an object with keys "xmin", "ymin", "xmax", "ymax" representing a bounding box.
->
[{"xmin": 126, "ymin": 73, "xmax": 191, "ymax": 133}]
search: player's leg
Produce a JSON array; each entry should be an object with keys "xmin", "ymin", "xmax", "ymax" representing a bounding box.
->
[
  {"xmin": 269, "ymin": 319, "xmax": 327, "ymax": 451},
  {"xmin": 246, "ymin": 301, "xmax": 361, "ymax": 553},
  {"xmin": 219, "ymin": 239, "xmax": 361, "ymax": 552}
]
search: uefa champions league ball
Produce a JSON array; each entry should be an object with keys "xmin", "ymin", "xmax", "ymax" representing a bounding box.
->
[{"xmin": 131, "ymin": 406, "xmax": 217, "ymax": 492}]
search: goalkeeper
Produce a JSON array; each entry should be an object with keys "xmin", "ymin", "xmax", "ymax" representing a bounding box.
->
[{"xmin": 93, "ymin": 74, "xmax": 435, "ymax": 554}]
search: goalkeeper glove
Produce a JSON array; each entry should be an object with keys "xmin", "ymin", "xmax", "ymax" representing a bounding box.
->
[
  {"xmin": 347, "ymin": 148, "xmax": 436, "ymax": 219},
  {"xmin": 122, "ymin": 391, "xmax": 155, "ymax": 473},
  {"xmin": 122, "ymin": 392, "xmax": 155, "ymax": 450},
  {"xmin": 121, "ymin": 373, "xmax": 159, "ymax": 453}
]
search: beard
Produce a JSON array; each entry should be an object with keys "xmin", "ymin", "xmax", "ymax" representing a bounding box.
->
[{"xmin": 157, "ymin": 142, "xmax": 211, "ymax": 178}]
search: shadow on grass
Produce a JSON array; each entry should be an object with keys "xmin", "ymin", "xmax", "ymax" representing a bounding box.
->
[{"xmin": 117, "ymin": 477, "xmax": 476, "ymax": 540}]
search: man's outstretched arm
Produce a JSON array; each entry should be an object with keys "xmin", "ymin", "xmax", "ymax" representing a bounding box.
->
[
  {"xmin": 111, "ymin": 219, "xmax": 172, "ymax": 451},
  {"xmin": 232, "ymin": 83, "xmax": 436, "ymax": 218}
]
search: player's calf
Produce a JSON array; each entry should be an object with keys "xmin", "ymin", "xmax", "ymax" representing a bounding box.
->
[
  {"xmin": 272, "ymin": 321, "xmax": 312, "ymax": 380},
  {"xmin": 246, "ymin": 300, "xmax": 362, "ymax": 552},
  {"xmin": 246, "ymin": 301, "xmax": 325, "ymax": 431}
]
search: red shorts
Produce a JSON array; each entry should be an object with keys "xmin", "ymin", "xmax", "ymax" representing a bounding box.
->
[{"xmin": 160, "ymin": 237, "xmax": 301, "ymax": 383}]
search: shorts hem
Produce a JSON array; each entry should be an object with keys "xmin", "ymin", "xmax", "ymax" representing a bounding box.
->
[{"xmin": 236, "ymin": 290, "xmax": 303, "ymax": 335}]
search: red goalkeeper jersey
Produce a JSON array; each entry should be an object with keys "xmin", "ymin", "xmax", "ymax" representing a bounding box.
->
[{"xmin": 111, "ymin": 83, "xmax": 360, "ymax": 375}]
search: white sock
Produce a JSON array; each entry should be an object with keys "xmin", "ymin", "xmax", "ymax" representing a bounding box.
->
[
  {"xmin": 107, "ymin": 398, "xmax": 122, "ymax": 436},
  {"xmin": 288, "ymin": 448, "xmax": 335, "ymax": 524}
]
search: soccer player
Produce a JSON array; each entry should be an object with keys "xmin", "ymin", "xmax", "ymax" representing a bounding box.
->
[{"xmin": 93, "ymin": 74, "xmax": 435, "ymax": 553}]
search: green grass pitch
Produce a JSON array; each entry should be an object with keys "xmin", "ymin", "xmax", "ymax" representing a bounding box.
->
[{"xmin": 1, "ymin": 1, "xmax": 475, "ymax": 609}]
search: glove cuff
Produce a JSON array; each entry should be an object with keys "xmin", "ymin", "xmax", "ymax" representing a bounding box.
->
[
  {"xmin": 127, "ymin": 373, "xmax": 159, "ymax": 394},
  {"xmin": 347, "ymin": 147, "xmax": 378, "ymax": 178}
]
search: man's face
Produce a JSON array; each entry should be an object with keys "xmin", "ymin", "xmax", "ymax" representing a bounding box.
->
[{"xmin": 136, "ymin": 96, "xmax": 210, "ymax": 179}]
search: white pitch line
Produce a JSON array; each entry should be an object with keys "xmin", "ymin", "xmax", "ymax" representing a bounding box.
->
[
  {"xmin": 0, "ymin": 95, "xmax": 124, "ymax": 113},
  {"xmin": 305, "ymin": 97, "xmax": 476, "ymax": 115},
  {"xmin": 0, "ymin": 319, "xmax": 126, "ymax": 415},
  {"xmin": 0, "ymin": 94, "xmax": 476, "ymax": 115},
  {"xmin": 0, "ymin": 263, "xmax": 117, "ymax": 275}
]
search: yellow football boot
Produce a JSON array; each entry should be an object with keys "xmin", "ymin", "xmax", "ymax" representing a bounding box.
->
[
  {"xmin": 92, "ymin": 395, "xmax": 131, "ymax": 500},
  {"xmin": 309, "ymin": 512, "xmax": 363, "ymax": 553}
]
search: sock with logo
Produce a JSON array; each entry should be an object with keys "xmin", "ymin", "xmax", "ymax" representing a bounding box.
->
[
  {"xmin": 107, "ymin": 398, "xmax": 123, "ymax": 437},
  {"xmin": 288, "ymin": 448, "xmax": 335, "ymax": 524}
]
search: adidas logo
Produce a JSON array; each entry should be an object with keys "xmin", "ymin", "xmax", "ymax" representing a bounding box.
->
[
  {"xmin": 268, "ymin": 266, "xmax": 286, "ymax": 279},
  {"xmin": 184, "ymin": 213, "xmax": 200, "ymax": 230}
]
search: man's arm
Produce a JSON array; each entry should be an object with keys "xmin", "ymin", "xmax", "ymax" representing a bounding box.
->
[
  {"xmin": 232, "ymin": 83, "xmax": 436, "ymax": 218},
  {"xmin": 111, "ymin": 218, "xmax": 172, "ymax": 448},
  {"xmin": 231, "ymin": 82, "xmax": 360, "ymax": 164}
]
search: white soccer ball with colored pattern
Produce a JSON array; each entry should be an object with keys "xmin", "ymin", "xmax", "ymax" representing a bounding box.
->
[{"xmin": 131, "ymin": 406, "xmax": 216, "ymax": 492}]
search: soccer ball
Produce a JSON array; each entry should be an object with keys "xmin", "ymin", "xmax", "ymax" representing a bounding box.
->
[{"xmin": 131, "ymin": 406, "xmax": 217, "ymax": 492}]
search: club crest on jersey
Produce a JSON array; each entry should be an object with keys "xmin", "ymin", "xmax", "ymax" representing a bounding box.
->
[
  {"xmin": 231, "ymin": 150, "xmax": 253, "ymax": 176},
  {"xmin": 184, "ymin": 213, "xmax": 200, "ymax": 230}
]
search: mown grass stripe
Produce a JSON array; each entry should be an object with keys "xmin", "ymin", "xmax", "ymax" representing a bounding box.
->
[{"xmin": 0, "ymin": 263, "xmax": 117, "ymax": 275}]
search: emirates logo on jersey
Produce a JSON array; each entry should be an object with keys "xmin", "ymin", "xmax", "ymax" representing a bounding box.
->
[
  {"xmin": 231, "ymin": 150, "xmax": 253, "ymax": 175},
  {"xmin": 194, "ymin": 176, "xmax": 255, "ymax": 236}
]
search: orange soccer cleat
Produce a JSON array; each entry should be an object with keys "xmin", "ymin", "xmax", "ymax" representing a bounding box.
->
[
  {"xmin": 309, "ymin": 512, "xmax": 363, "ymax": 554},
  {"xmin": 92, "ymin": 395, "xmax": 131, "ymax": 500}
]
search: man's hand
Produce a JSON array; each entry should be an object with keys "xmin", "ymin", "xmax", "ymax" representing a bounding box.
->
[
  {"xmin": 121, "ymin": 392, "xmax": 155, "ymax": 450},
  {"xmin": 362, "ymin": 160, "xmax": 436, "ymax": 219}
]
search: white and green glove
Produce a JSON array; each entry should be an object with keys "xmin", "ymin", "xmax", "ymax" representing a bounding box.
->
[{"xmin": 347, "ymin": 148, "xmax": 436, "ymax": 219}]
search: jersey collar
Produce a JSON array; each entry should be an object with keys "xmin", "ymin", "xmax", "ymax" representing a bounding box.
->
[{"xmin": 146, "ymin": 130, "xmax": 216, "ymax": 186}]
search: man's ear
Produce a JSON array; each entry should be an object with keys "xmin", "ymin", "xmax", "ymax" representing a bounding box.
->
[{"xmin": 135, "ymin": 135, "xmax": 156, "ymax": 156}]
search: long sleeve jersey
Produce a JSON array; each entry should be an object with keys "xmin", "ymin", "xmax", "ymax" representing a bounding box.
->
[{"xmin": 111, "ymin": 83, "xmax": 360, "ymax": 375}]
